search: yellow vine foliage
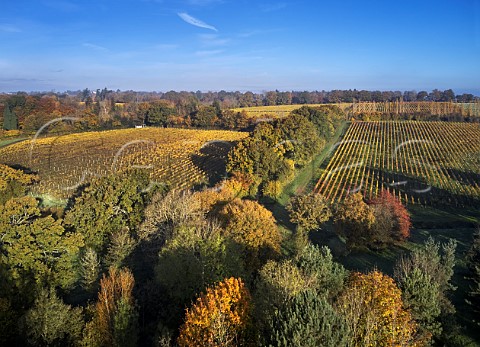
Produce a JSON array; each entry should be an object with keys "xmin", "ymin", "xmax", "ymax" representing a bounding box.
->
[
  {"xmin": 337, "ymin": 270, "xmax": 420, "ymax": 347},
  {"xmin": 177, "ymin": 277, "xmax": 251, "ymax": 347},
  {"xmin": 315, "ymin": 121, "xmax": 480, "ymax": 205},
  {"xmin": 0, "ymin": 128, "xmax": 247, "ymax": 198}
]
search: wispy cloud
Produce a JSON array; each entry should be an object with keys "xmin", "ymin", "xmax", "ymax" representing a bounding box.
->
[
  {"xmin": 178, "ymin": 12, "xmax": 218, "ymax": 31},
  {"xmin": 238, "ymin": 28, "xmax": 284, "ymax": 38},
  {"xmin": 195, "ymin": 49, "xmax": 224, "ymax": 56},
  {"xmin": 260, "ymin": 2, "xmax": 287, "ymax": 12},
  {"xmin": 82, "ymin": 43, "xmax": 109, "ymax": 52},
  {"xmin": 0, "ymin": 24, "xmax": 22, "ymax": 33},
  {"xmin": 198, "ymin": 34, "xmax": 229, "ymax": 46}
]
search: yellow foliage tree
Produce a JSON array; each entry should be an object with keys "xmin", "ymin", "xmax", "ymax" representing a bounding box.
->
[
  {"xmin": 178, "ymin": 277, "xmax": 251, "ymax": 347},
  {"xmin": 0, "ymin": 164, "xmax": 38, "ymax": 204},
  {"xmin": 220, "ymin": 198, "xmax": 281, "ymax": 265},
  {"xmin": 336, "ymin": 270, "xmax": 420, "ymax": 347}
]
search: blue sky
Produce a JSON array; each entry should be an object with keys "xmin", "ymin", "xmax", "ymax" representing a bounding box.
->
[{"xmin": 0, "ymin": 0, "xmax": 479, "ymax": 93}]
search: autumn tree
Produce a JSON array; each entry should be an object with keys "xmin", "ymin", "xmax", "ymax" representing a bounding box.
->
[
  {"xmin": 369, "ymin": 189, "xmax": 411, "ymax": 246},
  {"xmin": 205, "ymin": 172, "xmax": 262, "ymax": 204},
  {"xmin": 138, "ymin": 189, "xmax": 205, "ymax": 267},
  {"xmin": 226, "ymin": 122, "xmax": 293, "ymax": 185},
  {"xmin": 336, "ymin": 270, "xmax": 419, "ymax": 347},
  {"xmin": 177, "ymin": 277, "xmax": 251, "ymax": 347},
  {"xmin": 155, "ymin": 222, "xmax": 245, "ymax": 308},
  {"xmin": 84, "ymin": 267, "xmax": 138, "ymax": 347},
  {"xmin": 64, "ymin": 170, "xmax": 149, "ymax": 252},
  {"xmin": 219, "ymin": 198, "xmax": 281, "ymax": 267},
  {"xmin": 255, "ymin": 259, "xmax": 311, "ymax": 330},
  {"xmin": 218, "ymin": 109, "xmax": 236, "ymax": 129},
  {"xmin": 0, "ymin": 164, "xmax": 38, "ymax": 205},
  {"xmin": 334, "ymin": 192, "xmax": 376, "ymax": 249},
  {"xmin": 0, "ymin": 196, "xmax": 84, "ymax": 295},
  {"xmin": 276, "ymin": 114, "xmax": 323, "ymax": 166},
  {"xmin": 395, "ymin": 237, "xmax": 457, "ymax": 339},
  {"xmin": 22, "ymin": 287, "xmax": 84, "ymax": 347},
  {"xmin": 286, "ymin": 192, "xmax": 332, "ymax": 232},
  {"xmin": 144, "ymin": 100, "xmax": 176, "ymax": 127},
  {"xmin": 226, "ymin": 139, "xmax": 255, "ymax": 175},
  {"xmin": 140, "ymin": 189, "xmax": 203, "ymax": 239},
  {"xmin": 191, "ymin": 105, "xmax": 219, "ymax": 128},
  {"xmin": 218, "ymin": 109, "xmax": 250, "ymax": 129},
  {"xmin": 291, "ymin": 105, "xmax": 345, "ymax": 139}
]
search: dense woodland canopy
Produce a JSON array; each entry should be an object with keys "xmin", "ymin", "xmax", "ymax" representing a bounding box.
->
[{"xmin": 0, "ymin": 97, "xmax": 479, "ymax": 346}]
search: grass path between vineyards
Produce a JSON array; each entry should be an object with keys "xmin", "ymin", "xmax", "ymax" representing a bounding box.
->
[{"xmin": 0, "ymin": 136, "xmax": 28, "ymax": 148}]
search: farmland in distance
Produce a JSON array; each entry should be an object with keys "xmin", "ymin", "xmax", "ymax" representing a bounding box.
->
[
  {"xmin": 0, "ymin": 127, "xmax": 248, "ymax": 199},
  {"xmin": 231, "ymin": 104, "xmax": 348, "ymax": 119},
  {"xmin": 314, "ymin": 121, "xmax": 480, "ymax": 207}
]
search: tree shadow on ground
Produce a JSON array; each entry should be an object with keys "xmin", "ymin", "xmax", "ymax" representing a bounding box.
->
[{"xmin": 191, "ymin": 141, "xmax": 236, "ymax": 187}]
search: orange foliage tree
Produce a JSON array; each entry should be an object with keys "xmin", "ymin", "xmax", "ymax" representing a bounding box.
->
[
  {"xmin": 369, "ymin": 189, "xmax": 411, "ymax": 241},
  {"xmin": 86, "ymin": 267, "xmax": 138, "ymax": 347},
  {"xmin": 336, "ymin": 270, "xmax": 420, "ymax": 347},
  {"xmin": 177, "ymin": 277, "xmax": 251, "ymax": 347}
]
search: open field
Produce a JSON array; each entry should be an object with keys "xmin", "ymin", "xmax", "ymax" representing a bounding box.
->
[
  {"xmin": 0, "ymin": 127, "xmax": 247, "ymax": 198},
  {"xmin": 314, "ymin": 121, "xmax": 480, "ymax": 207}
]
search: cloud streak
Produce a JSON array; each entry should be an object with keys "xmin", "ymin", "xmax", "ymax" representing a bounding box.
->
[
  {"xmin": 82, "ymin": 43, "xmax": 109, "ymax": 52},
  {"xmin": 178, "ymin": 12, "xmax": 218, "ymax": 31},
  {"xmin": 195, "ymin": 49, "xmax": 223, "ymax": 57},
  {"xmin": 0, "ymin": 24, "xmax": 21, "ymax": 33},
  {"xmin": 198, "ymin": 34, "xmax": 229, "ymax": 46}
]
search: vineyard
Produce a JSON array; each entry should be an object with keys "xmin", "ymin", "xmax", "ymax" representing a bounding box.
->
[
  {"xmin": 231, "ymin": 104, "xmax": 330, "ymax": 118},
  {"xmin": 232, "ymin": 102, "xmax": 480, "ymax": 119},
  {"xmin": 0, "ymin": 127, "xmax": 247, "ymax": 198},
  {"xmin": 351, "ymin": 101, "xmax": 480, "ymax": 117},
  {"xmin": 314, "ymin": 121, "xmax": 480, "ymax": 207}
]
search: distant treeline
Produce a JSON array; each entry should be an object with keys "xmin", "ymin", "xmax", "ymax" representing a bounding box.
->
[
  {"xmin": 1, "ymin": 88, "xmax": 478, "ymax": 133},
  {"xmin": 2, "ymin": 87, "xmax": 478, "ymax": 107}
]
